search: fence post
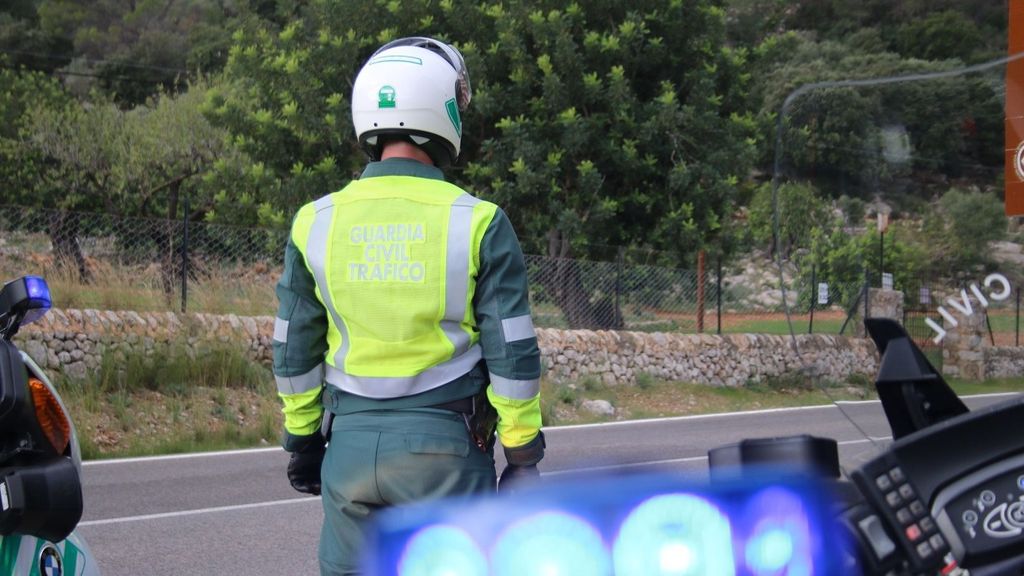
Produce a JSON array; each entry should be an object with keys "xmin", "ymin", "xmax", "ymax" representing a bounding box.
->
[
  {"xmin": 615, "ymin": 248, "xmax": 623, "ymax": 327},
  {"xmin": 808, "ymin": 264, "xmax": 816, "ymax": 334},
  {"xmin": 696, "ymin": 250, "xmax": 705, "ymax": 333},
  {"xmin": 1017, "ymin": 287, "xmax": 1021, "ymax": 347},
  {"xmin": 181, "ymin": 194, "xmax": 190, "ymax": 314},
  {"xmin": 863, "ymin": 266, "xmax": 870, "ymax": 320},
  {"xmin": 716, "ymin": 255, "xmax": 722, "ymax": 335}
]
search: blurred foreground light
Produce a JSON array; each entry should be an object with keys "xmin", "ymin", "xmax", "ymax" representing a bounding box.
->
[
  {"xmin": 398, "ymin": 525, "xmax": 487, "ymax": 576},
  {"xmin": 491, "ymin": 511, "xmax": 609, "ymax": 576},
  {"xmin": 741, "ymin": 488, "xmax": 814, "ymax": 576},
  {"xmin": 362, "ymin": 472, "xmax": 848, "ymax": 576},
  {"xmin": 613, "ymin": 494, "xmax": 734, "ymax": 575}
]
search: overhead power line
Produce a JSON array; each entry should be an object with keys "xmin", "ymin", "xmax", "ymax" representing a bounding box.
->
[
  {"xmin": 0, "ymin": 62, "xmax": 184, "ymax": 85},
  {"xmin": 0, "ymin": 48, "xmax": 189, "ymax": 74}
]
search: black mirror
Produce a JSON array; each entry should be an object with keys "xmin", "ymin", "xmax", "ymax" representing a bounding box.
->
[{"xmin": 864, "ymin": 317, "xmax": 968, "ymax": 439}]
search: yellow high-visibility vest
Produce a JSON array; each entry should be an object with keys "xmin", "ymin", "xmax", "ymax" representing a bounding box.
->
[{"xmin": 291, "ymin": 175, "xmax": 499, "ymax": 398}]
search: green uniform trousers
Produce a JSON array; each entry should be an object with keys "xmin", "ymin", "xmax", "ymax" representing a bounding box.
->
[{"xmin": 318, "ymin": 408, "xmax": 497, "ymax": 575}]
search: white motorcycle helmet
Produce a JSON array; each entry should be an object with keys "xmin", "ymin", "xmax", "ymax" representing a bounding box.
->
[{"xmin": 352, "ymin": 36, "xmax": 471, "ymax": 167}]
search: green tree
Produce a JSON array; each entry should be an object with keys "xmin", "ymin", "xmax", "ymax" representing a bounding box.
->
[
  {"xmin": 18, "ymin": 82, "xmax": 232, "ymax": 290},
  {"xmin": 923, "ymin": 188, "xmax": 1007, "ymax": 274},
  {"xmin": 893, "ymin": 10, "xmax": 984, "ymax": 62},
  {"xmin": 0, "ymin": 0, "xmax": 73, "ymax": 73},
  {"xmin": 36, "ymin": 0, "xmax": 239, "ymax": 105},
  {"xmin": 749, "ymin": 32, "xmax": 1001, "ymax": 199},
  {"xmin": 0, "ymin": 63, "xmax": 70, "ymax": 206},
  {"xmin": 466, "ymin": 1, "xmax": 754, "ymax": 327},
  {"xmin": 803, "ymin": 220, "xmax": 928, "ymax": 307},
  {"xmin": 747, "ymin": 181, "xmax": 831, "ymax": 258}
]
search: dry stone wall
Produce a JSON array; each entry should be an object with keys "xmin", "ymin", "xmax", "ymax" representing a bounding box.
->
[{"xmin": 15, "ymin": 309, "xmax": 880, "ymax": 386}]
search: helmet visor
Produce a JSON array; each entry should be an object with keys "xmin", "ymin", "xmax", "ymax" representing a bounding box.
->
[{"xmin": 371, "ymin": 36, "xmax": 472, "ymax": 110}]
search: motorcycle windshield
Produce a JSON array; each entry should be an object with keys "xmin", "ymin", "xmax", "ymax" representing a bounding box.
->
[{"xmin": 769, "ymin": 40, "xmax": 1024, "ymax": 472}]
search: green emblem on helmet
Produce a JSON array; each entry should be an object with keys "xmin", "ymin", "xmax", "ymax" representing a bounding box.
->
[
  {"xmin": 445, "ymin": 98, "xmax": 461, "ymax": 137},
  {"xmin": 378, "ymin": 86, "xmax": 396, "ymax": 108}
]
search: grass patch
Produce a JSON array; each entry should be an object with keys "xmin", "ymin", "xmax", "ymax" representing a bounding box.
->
[
  {"xmin": 0, "ymin": 242, "xmax": 278, "ymax": 316},
  {"xmin": 948, "ymin": 377, "xmax": 1024, "ymax": 396},
  {"xmin": 58, "ymin": 341, "xmax": 281, "ymax": 459},
  {"xmin": 540, "ymin": 374, "xmax": 1024, "ymax": 427}
]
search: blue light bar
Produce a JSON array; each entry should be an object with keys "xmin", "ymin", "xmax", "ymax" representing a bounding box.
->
[
  {"xmin": 21, "ymin": 275, "xmax": 52, "ymax": 326},
  {"xmin": 25, "ymin": 276, "xmax": 51, "ymax": 306},
  {"xmin": 362, "ymin": 472, "xmax": 850, "ymax": 576}
]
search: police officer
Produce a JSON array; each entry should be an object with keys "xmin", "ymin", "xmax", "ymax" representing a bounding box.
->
[{"xmin": 272, "ymin": 37, "xmax": 544, "ymax": 575}]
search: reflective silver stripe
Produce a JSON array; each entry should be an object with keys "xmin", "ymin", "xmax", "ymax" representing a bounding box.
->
[
  {"xmin": 501, "ymin": 314, "xmax": 536, "ymax": 343},
  {"xmin": 489, "ymin": 373, "xmax": 540, "ymax": 400},
  {"xmin": 14, "ymin": 534, "xmax": 34, "ymax": 575},
  {"xmin": 441, "ymin": 193, "xmax": 480, "ymax": 356},
  {"xmin": 325, "ymin": 345, "xmax": 483, "ymax": 399},
  {"xmin": 273, "ymin": 317, "xmax": 289, "ymax": 343},
  {"xmin": 305, "ymin": 195, "xmax": 352, "ymax": 369},
  {"xmin": 276, "ymin": 363, "xmax": 324, "ymax": 395}
]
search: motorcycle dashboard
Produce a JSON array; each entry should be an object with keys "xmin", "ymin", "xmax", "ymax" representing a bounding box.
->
[{"xmin": 852, "ymin": 395, "xmax": 1024, "ymax": 571}]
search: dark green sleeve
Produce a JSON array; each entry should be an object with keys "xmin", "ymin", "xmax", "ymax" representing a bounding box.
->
[{"xmin": 472, "ymin": 209, "xmax": 541, "ymax": 382}]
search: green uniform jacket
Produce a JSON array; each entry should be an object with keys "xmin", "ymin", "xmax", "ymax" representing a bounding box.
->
[{"xmin": 273, "ymin": 158, "xmax": 542, "ymax": 452}]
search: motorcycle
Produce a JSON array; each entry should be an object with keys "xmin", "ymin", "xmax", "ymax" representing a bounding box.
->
[
  {"xmin": 0, "ymin": 275, "xmax": 100, "ymax": 576},
  {"xmin": 709, "ymin": 317, "xmax": 1024, "ymax": 576}
]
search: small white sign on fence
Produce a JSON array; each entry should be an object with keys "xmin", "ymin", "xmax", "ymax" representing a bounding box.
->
[
  {"xmin": 882, "ymin": 273, "xmax": 894, "ymax": 290},
  {"xmin": 919, "ymin": 286, "xmax": 931, "ymax": 305},
  {"xmin": 817, "ymin": 282, "xmax": 829, "ymax": 305}
]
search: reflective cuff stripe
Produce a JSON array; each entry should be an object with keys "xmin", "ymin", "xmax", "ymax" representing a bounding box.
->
[
  {"xmin": 280, "ymin": 386, "xmax": 324, "ymax": 436},
  {"xmin": 487, "ymin": 389, "xmax": 542, "ymax": 448},
  {"xmin": 273, "ymin": 318, "xmax": 289, "ymax": 343},
  {"xmin": 325, "ymin": 345, "xmax": 482, "ymax": 399},
  {"xmin": 275, "ymin": 363, "xmax": 324, "ymax": 395},
  {"xmin": 488, "ymin": 373, "xmax": 540, "ymax": 400},
  {"xmin": 500, "ymin": 314, "xmax": 536, "ymax": 343},
  {"xmin": 13, "ymin": 535, "xmax": 34, "ymax": 575}
]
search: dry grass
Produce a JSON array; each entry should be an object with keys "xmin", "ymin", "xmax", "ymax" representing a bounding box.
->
[{"xmin": 1, "ymin": 249, "xmax": 278, "ymax": 315}]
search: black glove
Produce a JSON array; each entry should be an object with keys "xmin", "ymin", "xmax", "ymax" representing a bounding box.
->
[
  {"xmin": 498, "ymin": 463, "xmax": 539, "ymax": 493},
  {"xmin": 498, "ymin": 431, "xmax": 545, "ymax": 493},
  {"xmin": 285, "ymin": 434, "xmax": 326, "ymax": 496}
]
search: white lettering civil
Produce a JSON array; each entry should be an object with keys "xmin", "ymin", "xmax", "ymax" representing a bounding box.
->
[
  {"xmin": 925, "ymin": 273, "xmax": 1012, "ymax": 343},
  {"xmin": 363, "ymin": 243, "xmax": 410, "ymax": 262}
]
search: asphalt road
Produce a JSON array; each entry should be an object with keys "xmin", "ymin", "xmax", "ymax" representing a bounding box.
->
[{"xmin": 76, "ymin": 394, "xmax": 1019, "ymax": 575}]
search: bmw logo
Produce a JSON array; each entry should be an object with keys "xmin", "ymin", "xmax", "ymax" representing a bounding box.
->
[{"xmin": 39, "ymin": 543, "xmax": 62, "ymax": 576}]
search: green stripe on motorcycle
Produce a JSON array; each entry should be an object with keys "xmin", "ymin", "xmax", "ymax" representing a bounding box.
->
[{"xmin": 63, "ymin": 538, "xmax": 79, "ymax": 575}]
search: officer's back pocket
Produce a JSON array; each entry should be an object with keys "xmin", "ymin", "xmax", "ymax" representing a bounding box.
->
[{"xmin": 405, "ymin": 433, "xmax": 470, "ymax": 458}]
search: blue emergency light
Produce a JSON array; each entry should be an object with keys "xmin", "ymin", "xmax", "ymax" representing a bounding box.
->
[
  {"xmin": 21, "ymin": 275, "xmax": 52, "ymax": 325},
  {"xmin": 362, "ymin": 472, "xmax": 850, "ymax": 576}
]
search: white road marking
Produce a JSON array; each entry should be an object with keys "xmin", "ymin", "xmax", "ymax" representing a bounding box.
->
[
  {"xmin": 83, "ymin": 446, "xmax": 283, "ymax": 467},
  {"xmin": 547, "ymin": 392, "xmax": 1018, "ymax": 431},
  {"xmin": 77, "ymin": 496, "xmax": 320, "ymax": 527}
]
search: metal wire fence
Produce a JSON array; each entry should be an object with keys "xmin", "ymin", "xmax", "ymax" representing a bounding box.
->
[{"xmin": 1, "ymin": 206, "xmax": 882, "ymax": 335}]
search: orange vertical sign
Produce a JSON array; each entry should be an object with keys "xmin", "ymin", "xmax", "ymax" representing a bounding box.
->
[{"xmin": 1006, "ymin": 0, "xmax": 1024, "ymax": 215}]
